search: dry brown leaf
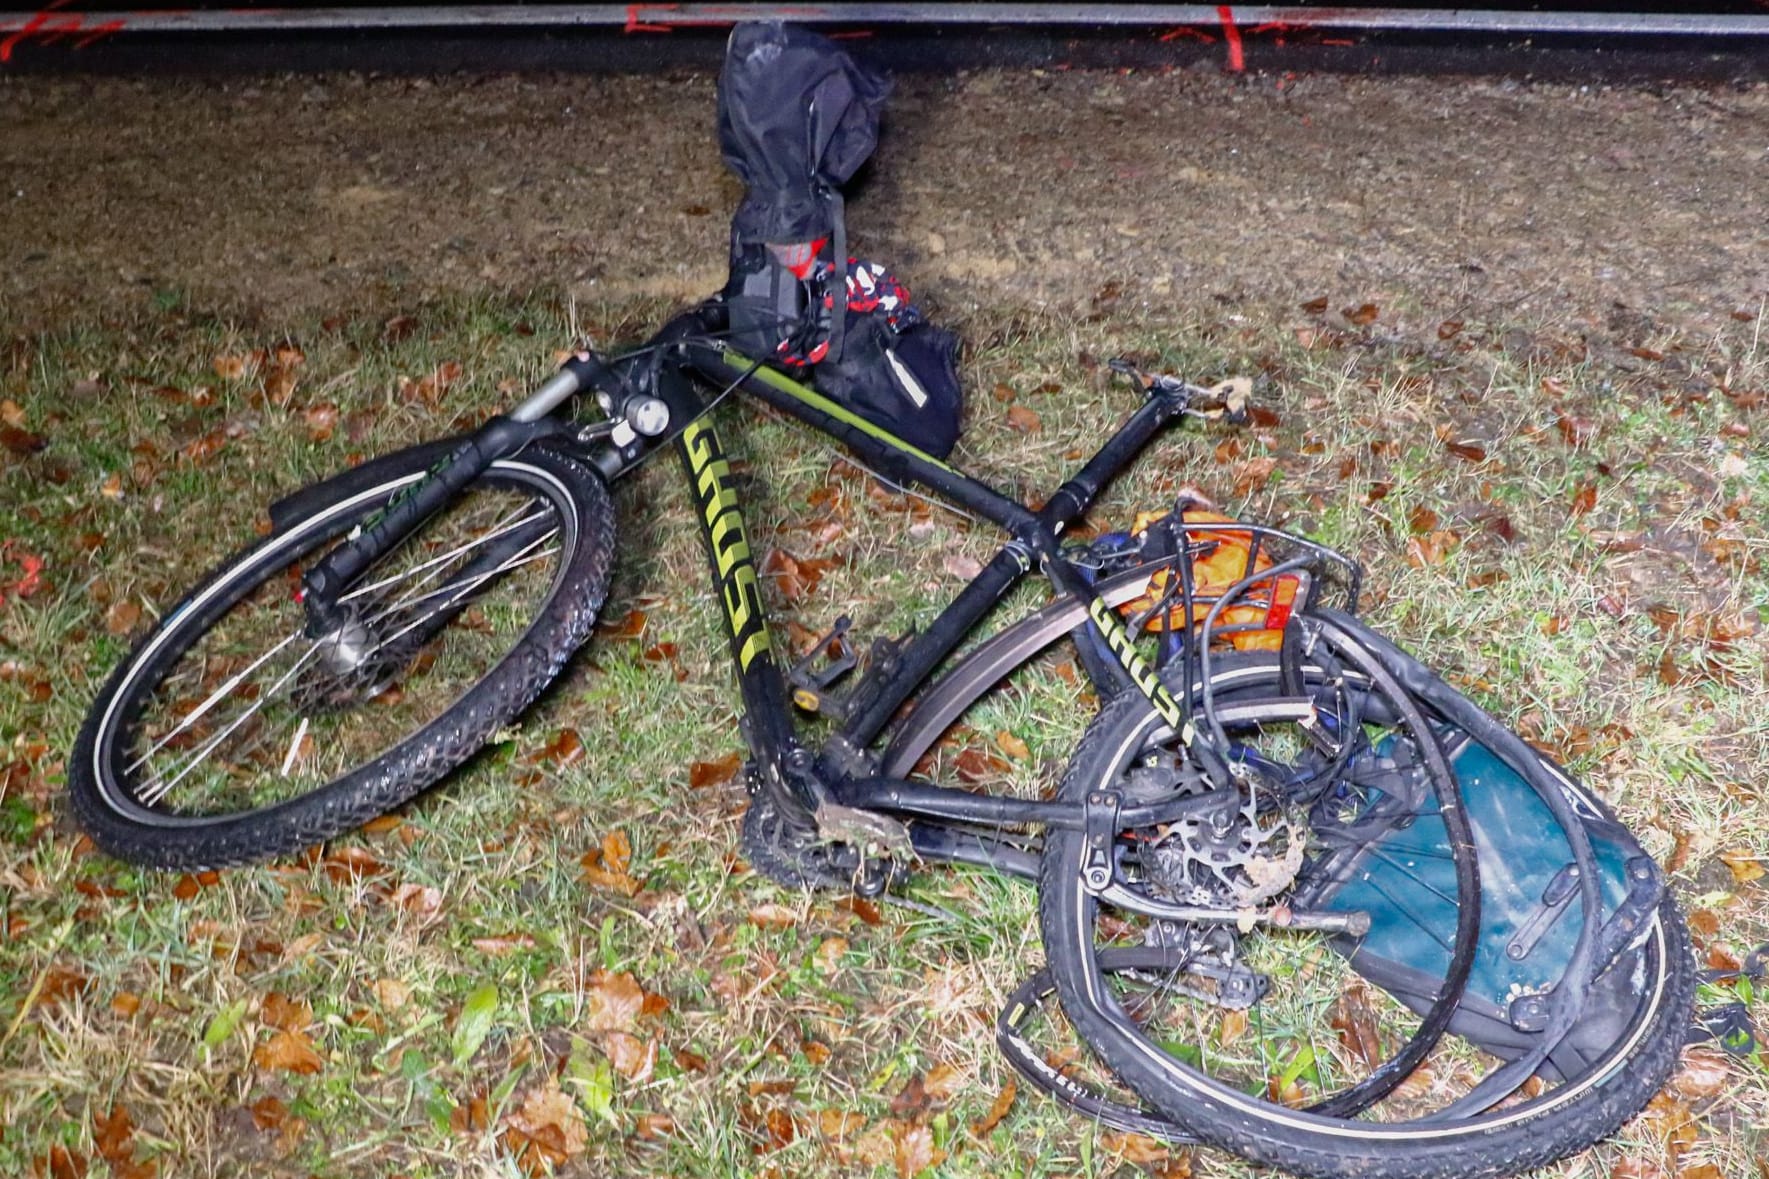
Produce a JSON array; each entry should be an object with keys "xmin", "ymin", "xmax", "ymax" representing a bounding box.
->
[
  {"xmin": 835, "ymin": 895, "xmax": 882, "ymax": 926},
  {"xmin": 1233, "ymin": 456, "xmax": 1278, "ymax": 497},
  {"xmin": 37, "ymin": 1145, "xmax": 88, "ymax": 1179},
  {"xmin": 994, "ymin": 730, "xmax": 1030, "ymax": 760},
  {"xmin": 1329, "ymin": 981, "xmax": 1384, "ymax": 1070},
  {"xmin": 1217, "ymin": 1007, "xmax": 1249, "ymax": 1047},
  {"xmin": 1668, "ymin": 1047, "xmax": 1732, "ymax": 1100},
  {"xmin": 763, "ymin": 1107, "xmax": 797, "ymax": 1152},
  {"xmin": 1006, "ymin": 405, "xmax": 1042, "ymax": 434},
  {"xmin": 954, "ymin": 746, "xmax": 1011, "ymax": 784},
  {"xmin": 321, "ymin": 846, "xmax": 385, "ymax": 883},
  {"xmin": 893, "ymin": 1120, "xmax": 942, "ymax": 1178},
  {"xmin": 372, "ymin": 978, "xmax": 411, "ymax": 1011},
  {"xmin": 689, "ymin": 752, "xmax": 743, "ymax": 788},
  {"xmin": 923, "ymin": 1061, "xmax": 968, "ymax": 1103},
  {"xmin": 818, "ymin": 1108, "xmax": 866, "ymax": 1139},
  {"xmin": 597, "ymin": 608, "xmax": 648, "ymax": 638},
  {"xmin": 1718, "ymin": 848, "xmax": 1765, "ymax": 885},
  {"xmin": 604, "ymin": 1031, "xmax": 657, "ymax": 1083},
  {"xmin": 581, "ymin": 828, "xmax": 641, "ymax": 896},
  {"xmin": 1405, "ymin": 530, "xmax": 1460, "ymax": 568},
  {"xmin": 252, "ymin": 1028, "xmax": 323, "ymax": 1074},
  {"xmin": 261, "ymin": 992, "xmax": 312, "ymax": 1032},
  {"xmin": 104, "ymin": 600, "xmax": 142, "ymax": 636},
  {"xmin": 813, "ymin": 936, "xmax": 849, "ymax": 977},
  {"xmin": 850, "ymin": 1121, "xmax": 897, "ymax": 1168},
  {"xmin": 1104, "ymin": 1130, "xmax": 1170, "ymax": 1163},
  {"xmin": 1300, "ymin": 296, "xmax": 1329, "ymax": 314},
  {"xmin": 502, "ymin": 1080, "xmax": 589, "ymax": 1171},
  {"xmin": 970, "ymin": 1079, "xmax": 1017, "ymax": 1137},
  {"xmin": 529, "ymin": 727, "xmax": 585, "ymax": 768},
  {"xmin": 1570, "ymin": 482, "xmax": 1599, "ymax": 519},
  {"xmin": 387, "ymin": 882, "xmax": 443, "ymax": 920},
  {"xmin": 634, "ymin": 1112, "xmax": 675, "ymax": 1140},
  {"xmin": 748, "ymin": 903, "xmax": 797, "ymax": 930},
  {"xmin": 583, "ymin": 970, "xmax": 645, "ymax": 1033},
  {"xmin": 471, "ymin": 932, "xmax": 537, "ymax": 956},
  {"xmin": 1343, "ymin": 302, "xmax": 1379, "ymax": 326},
  {"xmin": 888, "ymin": 1073, "xmax": 930, "ymax": 1118}
]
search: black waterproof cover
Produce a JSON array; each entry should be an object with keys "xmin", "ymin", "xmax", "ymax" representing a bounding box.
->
[
  {"xmin": 716, "ymin": 23, "xmax": 964, "ymax": 458},
  {"xmin": 717, "ymin": 22, "xmax": 890, "ymax": 245}
]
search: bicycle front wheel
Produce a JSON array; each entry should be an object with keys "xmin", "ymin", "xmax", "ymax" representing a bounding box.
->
[{"xmin": 70, "ymin": 442, "xmax": 615, "ymax": 869}]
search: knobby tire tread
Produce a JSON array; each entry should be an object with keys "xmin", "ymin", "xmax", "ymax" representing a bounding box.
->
[
  {"xmin": 1037, "ymin": 656, "xmax": 1695, "ymax": 1179},
  {"xmin": 69, "ymin": 444, "xmax": 616, "ymax": 870}
]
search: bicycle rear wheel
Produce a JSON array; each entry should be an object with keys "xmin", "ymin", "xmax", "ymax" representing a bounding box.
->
[
  {"xmin": 1038, "ymin": 636, "xmax": 1692, "ymax": 1179},
  {"xmin": 70, "ymin": 442, "xmax": 615, "ymax": 869}
]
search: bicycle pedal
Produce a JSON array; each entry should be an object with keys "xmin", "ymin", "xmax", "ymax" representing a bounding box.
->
[{"xmin": 787, "ymin": 615, "xmax": 858, "ymax": 717}]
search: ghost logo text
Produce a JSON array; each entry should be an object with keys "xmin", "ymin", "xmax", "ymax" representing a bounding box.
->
[{"xmin": 682, "ymin": 420, "xmax": 771, "ymax": 671}]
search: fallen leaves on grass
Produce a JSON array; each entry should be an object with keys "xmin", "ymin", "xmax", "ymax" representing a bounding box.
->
[
  {"xmin": 583, "ymin": 970, "xmax": 647, "ymax": 1033},
  {"xmin": 581, "ymin": 828, "xmax": 641, "ymax": 896},
  {"xmin": 500, "ymin": 1080, "xmax": 589, "ymax": 1174},
  {"xmin": 1668, "ymin": 1047, "xmax": 1732, "ymax": 1100},
  {"xmin": 688, "ymin": 751, "xmax": 743, "ymax": 788},
  {"xmin": 1435, "ymin": 425, "xmax": 1487, "ymax": 463},
  {"xmin": 104, "ymin": 600, "xmax": 141, "ymax": 636},
  {"xmin": 1405, "ymin": 531, "xmax": 1461, "ymax": 568},
  {"xmin": 761, "ymin": 549, "xmax": 837, "ymax": 606},
  {"xmin": 471, "ymin": 932, "xmax": 538, "ymax": 956},
  {"xmin": 1330, "ymin": 981, "xmax": 1384, "ymax": 1070},
  {"xmin": 528, "ymin": 727, "xmax": 585, "ymax": 768},
  {"xmin": 970, "ymin": 1079, "xmax": 1016, "ymax": 1136},
  {"xmin": 252, "ymin": 1029, "xmax": 323, "ymax": 1074},
  {"xmin": 1718, "ymin": 849, "xmax": 1765, "ymax": 885},
  {"xmin": 748, "ymin": 903, "xmax": 798, "ymax": 930},
  {"xmin": 1006, "ymin": 405, "xmax": 1042, "ymax": 434},
  {"xmin": 813, "ymin": 936, "xmax": 849, "ymax": 976},
  {"xmin": 398, "ymin": 361, "xmax": 463, "ymax": 407},
  {"xmin": 604, "ymin": 1030, "xmax": 658, "ymax": 1082},
  {"xmin": 596, "ymin": 608, "xmax": 648, "ymax": 638},
  {"xmin": 995, "ymin": 730, "xmax": 1030, "ymax": 760},
  {"xmin": 1343, "ymin": 302, "xmax": 1379, "ymax": 326}
]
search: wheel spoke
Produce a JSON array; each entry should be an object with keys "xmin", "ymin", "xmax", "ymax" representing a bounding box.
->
[
  {"xmin": 124, "ymin": 627, "xmax": 305, "ymax": 774},
  {"xmin": 137, "ymin": 639, "xmax": 326, "ymax": 806}
]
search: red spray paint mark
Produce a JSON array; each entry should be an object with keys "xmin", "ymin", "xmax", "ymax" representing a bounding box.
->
[
  {"xmin": 623, "ymin": 4, "xmax": 826, "ymax": 34},
  {"xmin": 624, "ymin": 3, "xmax": 676, "ymax": 34},
  {"xmin": 1217, "ymin": 6, "xmax": 1245, "ymax": 73},
  {"xmin": 1158, "ymin": 26, "xmax": 1216, "ymax": 44},
  {"xmin": 1, "ymin": 0, "xmax": 126, "ymax": 62}
]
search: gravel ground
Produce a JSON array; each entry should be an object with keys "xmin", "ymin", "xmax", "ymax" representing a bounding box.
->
[{"xmin": 1, "ymin": 67, "xmax": 1763, "ymax": 334}]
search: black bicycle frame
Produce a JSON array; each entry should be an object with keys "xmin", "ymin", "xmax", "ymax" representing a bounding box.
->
[{"xmin": 669, "ymin": 335, "xmax": 1208, "ymax": 836}]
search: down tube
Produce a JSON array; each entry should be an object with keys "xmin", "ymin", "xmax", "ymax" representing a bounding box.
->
[{"xmin": 676, "ymin": 418, "xmax": 797, "ymax": 772}]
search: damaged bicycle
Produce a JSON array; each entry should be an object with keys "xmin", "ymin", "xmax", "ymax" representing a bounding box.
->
[{"xmin": 68, "ymin": 23, "xmax": 1697, "ymax": 1179}]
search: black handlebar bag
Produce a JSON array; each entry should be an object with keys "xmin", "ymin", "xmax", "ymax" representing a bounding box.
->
[{"xmin": 717, "ymin": 22, "xmax": 963, "ymax": 458}]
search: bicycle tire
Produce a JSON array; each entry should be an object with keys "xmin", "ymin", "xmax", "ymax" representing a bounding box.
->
[
  {"xmin": 70, "ymin": 441, "xmax": 615, "ymax": 870},
  {"xmin": 1039, "ymin": 642, "xmax": 1695, "ymax": 1179}
]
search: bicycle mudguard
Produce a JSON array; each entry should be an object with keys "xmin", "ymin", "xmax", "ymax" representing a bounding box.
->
[
  {"xmin": 268, "ymin": 436, "xmax": 464, "ymax": 531},
  {"xmin": 1302, "ymin": 730, "xmax": 1664, "ymax": 1082}
]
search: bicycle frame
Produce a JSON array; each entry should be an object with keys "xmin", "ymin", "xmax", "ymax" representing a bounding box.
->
[
  {"xmin": 659, "ymin": 326, "xmax": 1232, "ymax": 856},
  {"xmin": 292, "ymin": 301, "xmax": 1268, "ymax": 878}
]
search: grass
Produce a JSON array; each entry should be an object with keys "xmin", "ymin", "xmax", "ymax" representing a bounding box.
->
[{"xmin": 1, "ymin": 288, "xmax": 1765, "ymax": 1178}]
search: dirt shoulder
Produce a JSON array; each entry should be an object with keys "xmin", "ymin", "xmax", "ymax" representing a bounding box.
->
[{"xmin": 0, "ymin": 68, "xmax": 1763, "ymax": 334}]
